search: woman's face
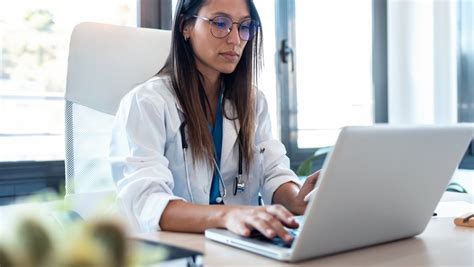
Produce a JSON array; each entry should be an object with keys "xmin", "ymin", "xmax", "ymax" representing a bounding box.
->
[{"xmin": 184, "ymin": 0, "xmax": 251, "ymax": 80}]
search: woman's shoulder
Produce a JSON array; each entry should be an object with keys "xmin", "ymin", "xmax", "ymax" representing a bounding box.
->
[
  {"xmin": 255, "ymin": 89, "xmax": 266, "ymax": 102},
  {"xmin": 130, "ymin": 75, "xmax": 175, "ymax": 100},
  {"xmin": 254, "ymin": 88, "xmax": 269, "ymax": 113},
  {"xmin": 122, "ymin": 75, "xmax": 177, "ymax": 107}
]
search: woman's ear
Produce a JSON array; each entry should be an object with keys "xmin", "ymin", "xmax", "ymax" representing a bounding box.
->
[
  {"xmin": 183, "ymin": 23, "xmax": 195, "ymax": 42},
  {"xmin": 183, "ymin": 26, "xmax": 190, "ymax": 41},
  {"xmin": 179, "ymin": 16, "xmax": 191, "ymax": 41}
]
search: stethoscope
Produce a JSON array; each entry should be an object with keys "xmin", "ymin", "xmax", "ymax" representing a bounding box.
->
[{"xmin": 179, "ymin": 120, "xmax": 246, "ymax": 204}]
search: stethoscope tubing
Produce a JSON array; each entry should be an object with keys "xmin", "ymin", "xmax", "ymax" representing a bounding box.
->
[
  {"xmin": 212, "ymin": 157, "xmax": 227, "ymax": 203},
  {"xmin": 183, "ymin": 148, "xmax": 195, "ymax": 203},
  {"xmin": 179, "ymin": 107, "xmax": 245, "ymax": 203}
]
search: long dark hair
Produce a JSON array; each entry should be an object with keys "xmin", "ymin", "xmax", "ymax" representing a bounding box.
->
[{"xmin": 159, "ymin": 0, "xmax": 263, "ymax": 168}]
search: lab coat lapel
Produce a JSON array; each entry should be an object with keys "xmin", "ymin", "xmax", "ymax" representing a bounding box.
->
[
  {"xmin": 221, "ymin": 100, "xmax": 240, "ymax": 167},
  {"xmin": 173, "ymin": 84, "xmax": 240, "ymax": 161}
]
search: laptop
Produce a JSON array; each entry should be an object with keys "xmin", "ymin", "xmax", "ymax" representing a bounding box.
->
[{"xmin": 205, "ymin": 125, "xmax": 473, "ymax": 262}]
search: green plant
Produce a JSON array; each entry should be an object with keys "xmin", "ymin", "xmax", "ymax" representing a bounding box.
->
[{"xmin": 296, "ymin": 146, "xmax": 332, "ymax": 176}]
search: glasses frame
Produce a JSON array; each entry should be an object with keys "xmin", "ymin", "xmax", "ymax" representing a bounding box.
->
[{"xmin": 193, "ymin": 15, "xmax": 258, "ymax": 41}]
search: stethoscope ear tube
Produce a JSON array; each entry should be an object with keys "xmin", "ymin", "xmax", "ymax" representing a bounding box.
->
[
  {"xmin": 180, "ymin": 120, "xmax": 194, "ymax": 202},
  {"xmin": 183, "ymin": 148, "xmax": 194, "ymax": 203},
  {"xmin": 179, "ymin": 121, "xmax": 188, "ymax": 149}
]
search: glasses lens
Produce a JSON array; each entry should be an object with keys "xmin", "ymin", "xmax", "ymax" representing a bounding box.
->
[
  {"xmin": 239, "ymin": 20, "xmax": 257, "ymax": 41},
  {"xmin": 211, "ymin": 16, "xmax": 232, "ymax": 38}
]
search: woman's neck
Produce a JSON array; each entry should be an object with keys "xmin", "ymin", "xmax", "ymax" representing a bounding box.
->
[
  {"xmin": 195, "ymin": 62, "xmax": 222, "ymax": 122},
  {"xmin": 201, "ymin": 74, "xmax": 221, "ymax": 105},
  {"xmin": 200, "ymin": 75, "xmax": 222, "ymax": 124},
  {"xmin": 195, "ymin": 59, "xmax": 221, "ymax": 102}
]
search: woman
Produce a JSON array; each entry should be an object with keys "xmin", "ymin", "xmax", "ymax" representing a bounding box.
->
[{"xmin": 110, "ymin": 0, "xmax": 319, "ymax": 243}]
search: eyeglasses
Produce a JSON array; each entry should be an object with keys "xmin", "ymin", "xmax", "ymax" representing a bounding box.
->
[{"xmin": 193, "ymin": 15, "xmax": 258, "ymax": 41}]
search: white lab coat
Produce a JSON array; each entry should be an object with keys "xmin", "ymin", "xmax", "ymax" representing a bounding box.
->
[{"xmin": 109, "ymin": 76, "xmax": 300, "ymax": 233}]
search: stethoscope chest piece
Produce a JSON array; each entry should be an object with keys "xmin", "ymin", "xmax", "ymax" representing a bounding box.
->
[{"xmin": 233, "ymin": 175, "xmax": 245, "ymax": 196}]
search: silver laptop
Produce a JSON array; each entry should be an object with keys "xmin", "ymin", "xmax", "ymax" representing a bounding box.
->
[{"xmin": 205, "ymin": 125, "xmax": 473, "ymax": 262}]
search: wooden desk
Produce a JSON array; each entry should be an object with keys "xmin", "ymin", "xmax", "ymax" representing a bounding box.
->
[
  {"xmin": 135, "ymin": 217, "xmax": 473, "ymax": 267},
  {"xmin": 1, "ymin": 193, "xmax": 472, "ymax": 266}
]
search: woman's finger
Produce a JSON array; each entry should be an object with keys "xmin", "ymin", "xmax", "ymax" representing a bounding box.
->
[
  {"xmin": 298, "ymin": 170, "xmax": 321, "ymax": 198},
  {"xmin": 306, "ymin": 170, "xmax": 320, "ymax": 185},
  {"xmin": 246, "ymin": 217, "xmax": 276, "ymax": 239},
  {"xmin": 256, "ymin": 212, "xmax": 293, "ymax": 242},
  {"xmin": 235, "ymin": 222, "xmax": 251, "ymax": 237},
  {"xmin": 265, "ymin": 205, "xmax": 299, "ymax": 228}
]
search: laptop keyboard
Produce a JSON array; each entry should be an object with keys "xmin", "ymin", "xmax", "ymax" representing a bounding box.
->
[{"xmin": 248, "ymin": 228, "xmax": 299, "ymax": 248}]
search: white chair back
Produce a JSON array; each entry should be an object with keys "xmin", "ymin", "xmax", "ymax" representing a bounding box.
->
[{"xmin": 64, "ymin": 22, "xmax": 171, "ymax": 198}]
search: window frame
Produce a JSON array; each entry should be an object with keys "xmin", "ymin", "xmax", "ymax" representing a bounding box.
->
[
  {"xmin": 279, "ymin": 0, "xmax": 473, "ymax": 171},
  {"xmin": 138, "ymin": 0, "xmax": 173, "ymax": 30},
  {"xmin": 457, "ymin": 0, "xmax": 474, "ymax": 169},
  {"xmin": 0, "ymin": 160, "xmax": 65, "ymax": 205}
]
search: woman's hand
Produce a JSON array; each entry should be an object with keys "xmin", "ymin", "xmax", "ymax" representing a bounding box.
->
[
  {"xmin": 290, "ymin": 170, "xmax": 320, "ymax": 214},
  {"xmin": 222, "ymin": 204, "xmax": 299, "ymax": 243},
  {"xmin": 161, "ymin": 171, "xmax": 320, "ymax": 239},
  {"xmin": 271, "ymin": 170, "xmax": 321, "ymax": 216}
]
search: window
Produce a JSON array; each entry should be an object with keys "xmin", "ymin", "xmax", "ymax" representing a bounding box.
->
[
  {"xmin": 293, "ymin": 0, "xmax": 373, "ymax": 148},
  {"xmin": 276, "ymin": 0, "xmax": 374, "ymax": 168},
  {"xmin": 458, "ymin": 0, "xmax": 474, "ymax": 168},
  {"xmin": 458, "ymin": 0, "xmax": 474, "ymax": 123},
  {"xmin": 253, "ymin": 0, "xmax": 279, "ymax": 139},
  {"xmin": 0, "ymin": 0, "xmax": 137, "ymax": 162},
  {"xmin": 0, "ymin": 0, "xmax": 138, "ymax": 204}
]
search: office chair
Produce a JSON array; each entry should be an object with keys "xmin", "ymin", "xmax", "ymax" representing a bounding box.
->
[{"xmin": 64, "ymin": 22, "xmax": 170, "ymax": 218}]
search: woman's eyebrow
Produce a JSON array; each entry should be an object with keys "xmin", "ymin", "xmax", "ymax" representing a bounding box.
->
[{"xmin": 209, "ymin": 12, "xmax": 251, "ymax": 20}]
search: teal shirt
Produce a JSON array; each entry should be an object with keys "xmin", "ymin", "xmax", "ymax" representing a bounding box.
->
[{"xmin": 209, "ymin": 91, "xmax": 224, "ymax": 204}]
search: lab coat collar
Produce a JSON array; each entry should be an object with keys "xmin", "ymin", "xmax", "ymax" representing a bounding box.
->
[{"xmin": 221, "ymin": 100, "xmax": 240, "ymax": 165}]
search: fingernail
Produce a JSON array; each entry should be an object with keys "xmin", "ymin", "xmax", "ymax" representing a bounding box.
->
[
  {"xmin": 285, "ymin": 235, "xmax": 293, "ymax": 242},
  {"xmin": 266, "ymin": 230, "xmax": 274, "ymax": 236}
]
